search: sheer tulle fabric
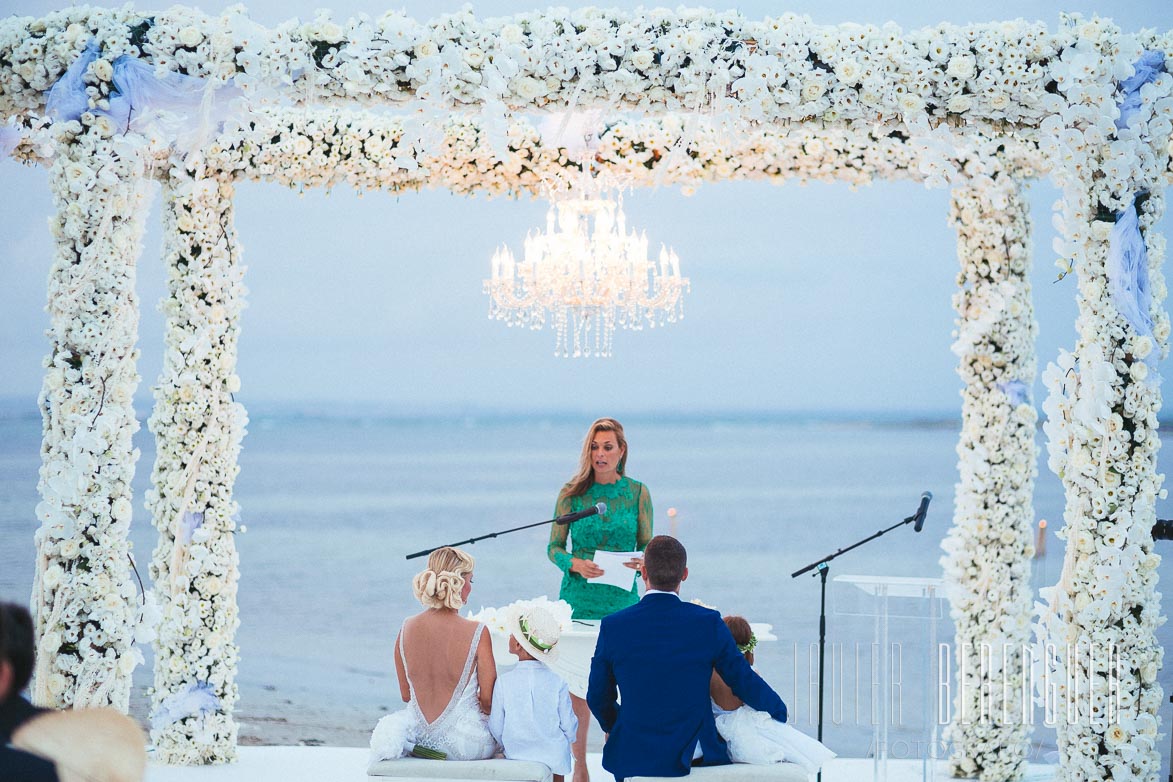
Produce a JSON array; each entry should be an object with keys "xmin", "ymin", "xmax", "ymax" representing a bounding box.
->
[
  {"xmin": 46, "ymin": 38, "xmax": 241, "ymax": 154},
  {"xmin": 1108, "ymin": 197, "xmax": 1153, "ymax": 343},
  {"xmin": 714, "ymin": 704, "xmax": 836, "ymax": 773}
]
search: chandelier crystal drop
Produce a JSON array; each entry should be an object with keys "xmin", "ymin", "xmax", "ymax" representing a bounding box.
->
[{"xmin": 484, "ymin": 190, "xmax": 690, "ymax": 358}]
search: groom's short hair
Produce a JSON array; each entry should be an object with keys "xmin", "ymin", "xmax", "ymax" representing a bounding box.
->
[{"xmin": 643, "ymin": 535, "xmax": 687, "ymax": 591}]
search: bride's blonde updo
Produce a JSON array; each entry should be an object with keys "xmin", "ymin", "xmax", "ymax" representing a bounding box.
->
[{"xmin": 412, "ymin": 546, "xmax": 476, "ymax": 610}]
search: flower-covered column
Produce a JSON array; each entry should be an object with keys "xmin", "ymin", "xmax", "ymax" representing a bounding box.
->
[
  {"xmin": 940, "ymin": 174, "xmax": 1037, "ymax": 781},
  {"xmin": 1036, "ymin": 44, "xmax": 1171, "ymax": 782},
  {"xmin": 146, "ymin": 158, "xmax": 247, "ymax": 764},
  {"xmin": 31, "ymin": 120, "xmax": 152, "ymax": 711}
]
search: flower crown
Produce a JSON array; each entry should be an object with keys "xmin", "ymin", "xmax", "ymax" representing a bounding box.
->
[{"xmin": 737, "ymin": 633, "xmax": 758, "ymax": 655}]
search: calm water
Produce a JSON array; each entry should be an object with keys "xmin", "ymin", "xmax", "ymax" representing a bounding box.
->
[{"xmin": 2, "ymin": 405, "xmax": 1172, "ymax": 766}]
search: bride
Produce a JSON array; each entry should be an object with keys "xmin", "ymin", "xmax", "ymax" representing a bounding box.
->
[{"xmin": 370, "ymin": 547, "xmax": 498, "ymax": 762}]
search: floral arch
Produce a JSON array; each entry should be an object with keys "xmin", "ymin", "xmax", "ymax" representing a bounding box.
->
[{"xmin": 2, "ymin": 5, "xmax": 1172, "ymax": 781}]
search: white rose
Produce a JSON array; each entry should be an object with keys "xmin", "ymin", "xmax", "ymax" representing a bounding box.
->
[
  {"xmin": 43, "ymin": 564, "xmax": 64, "ymax": 588},
  {"xmin": 947, "ymin": 54, "xmax": 976, "ymax": 79},
  {"xmin": 1132, "ymin": 335, "xmax": 1154, "ymax": 359},
  {"xmin": 500, "ymin": 24, "xmax": 524, "ymax": 44},
  {"xmin": 92, "ymin": 115, "xmax": 116, "ymax": 138},
  {"xmin": 1091, "ymin": 221, "xmax": 1113, "ymax": 240},
  {"xmin": 802, "ymin": 81, "xmax": 826, "ymax": 101},
  {"xmin": 117, "ymin": 651, "xmax": 138, "ymax": 675},
  {"xmin": 1104, "ymin": 724, "xmax": 1127, "ymax": 746},
  {"xmin": 226, "ymin": 374, "xmax": 242, "ymax": 393},
  {"xmin": 414, "ymin": 39, "xmax": 439, "ymax": 58},
  {"xmin": 112, "ymin": 496, "xmax": 133, "ymax": 522},
  {"xmin": 317, "ymin": 22, "xmax": 345, "ymax": 44},
  {"xmin": 631, "ymin": 50, "xmax": 654, "ymax": 70},
  {"xmin": 836, "ymin": 58, "xmax": 861, "ymax": 83},
  {"xmin": 40, "ymin": 631, "xmax": 63, "ymax": 653},
  {"xmin": 47, "ymin": 673, "xmax": 67, "ymax": 695},
  {"xmin": 464, "ymin": 47, "xmax": 485, "ymax": 68},
  {"xmin": 90, "ymin": 58, "xmax": 114, "ymax": 82},
  {"xmin": 1130, "ymin": 362, "xmax": 1149, "ymax": 382},
  {"xmin": 514, "ymin": 76, "xmax": 547, "ymax": 101},
  {"xmin": 899, "ymin": 93, "xmax": 925, "ymax": 113},
  {"xmin": 59, "ymin": 538, "xmax": 80, "ymax": 559},
  {"xmin": 582, "ymin": 27, "xmax": 607, "ymax": 47},
  {"xmin": 178, "ymin": 27, "xmax": 203, "ymax": 48}
]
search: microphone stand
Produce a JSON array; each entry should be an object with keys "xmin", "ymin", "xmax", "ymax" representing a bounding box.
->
[
  {"xmin": 790, "ymin": 509, "xmax": 923, "ymax": 782},
  {"xmin": 405, "ymin": 512, "xmax": 590, "ymax": 560}
]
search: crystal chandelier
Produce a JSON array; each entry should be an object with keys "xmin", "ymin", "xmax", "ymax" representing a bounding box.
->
[{"xmin": 484, "ymin": 189, "xmax": 690, "ymax": 358}]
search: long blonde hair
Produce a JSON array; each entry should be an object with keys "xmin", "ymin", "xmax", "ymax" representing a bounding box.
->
[
  {"xmin": 412, "ymin": 547, "xmax": 475, "ymax": 610},
  {"xmin": 560, "ymin": 418, "xmax": 628, "ymax": 500}
]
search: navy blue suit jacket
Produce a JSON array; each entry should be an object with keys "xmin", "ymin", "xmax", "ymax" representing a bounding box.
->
[{"xmin": 586, "ymin": 593, "xmax": 787, "ymax": 780}]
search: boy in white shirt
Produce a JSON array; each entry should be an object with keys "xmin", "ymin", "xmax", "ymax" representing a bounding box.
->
[{"xmin": 489, "ymin": 603, "xmax": 578, "ymax": 782}]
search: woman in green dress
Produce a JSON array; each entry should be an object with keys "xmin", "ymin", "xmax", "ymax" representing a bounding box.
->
[{"xmin": 548, "ymin": 417, "xmax": 652, "ymax": 782}]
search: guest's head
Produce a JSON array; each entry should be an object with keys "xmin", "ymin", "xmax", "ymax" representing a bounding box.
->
[
  {"xmin": 412, "ymin": 547, "xmax": 476, "ymax": 610},
  {"xmin": 641, "ymin": 535, "xmax": 688, "ymax": 592},
  {"xmin": 563, "ymin": 418, "xmax": 628, "ymax": 497},
  {"xmin": 0, "ymin": 601, "xmax": 35, "ymax": 702},
  {"xmin": 723, "ymin": 615, "xmax": 756, "ymax": 665}
]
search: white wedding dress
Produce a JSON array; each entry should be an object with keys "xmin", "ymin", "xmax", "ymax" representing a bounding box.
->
[
  {"xmin": 714, "ymin": 703, "xmax": 836, "ymax": 773},
  {"xmin": 370, "ymin": 622, "xmax": 498, "ymax": 762}
]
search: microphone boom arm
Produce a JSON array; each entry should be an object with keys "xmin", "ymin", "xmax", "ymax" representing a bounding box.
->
[
  {"xmin": 790, "ymin": 513, "xmax": 919, "ymax": 578},
  {"xmin": 405, "ymin": 505, "xmax": 602, "ymax": 560}
]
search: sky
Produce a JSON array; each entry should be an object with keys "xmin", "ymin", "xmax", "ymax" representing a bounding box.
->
[{"xmin": 1, "ymin": 0, "xmax": 1171, "ymax": 415}]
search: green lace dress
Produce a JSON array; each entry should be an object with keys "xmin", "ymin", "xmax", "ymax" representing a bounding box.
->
[{"xmin": 547, "ymin": 477, "xmax": 654, "ymax": 620}]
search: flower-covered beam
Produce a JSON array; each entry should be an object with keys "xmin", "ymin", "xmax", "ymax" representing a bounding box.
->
[
  {"xmin": 30, "ymin": 122, "xmax": 152, "ymax": 711},
  {"xmin": 145, "ymin": 160, "xmax": 248, "ymax": 763},
  {"xmin": 1036, "ymin": 51, "xmax": 1172, "ymax": 782},
  {"xmin": 941, "ymin": 173, "xmax": 1037, "ymax": 781},
  {"xmin": 205, "ymin": 109, "xmax": 1046, "ymax": 194},
  {"xmin": 0, "ymin": 7, "xmax": 1170, "ymax": 132}
]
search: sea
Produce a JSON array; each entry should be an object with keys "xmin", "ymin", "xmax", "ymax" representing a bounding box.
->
[{"xmin": 3, "ymin": 402, "xmax": 1173, "ymax": 771}]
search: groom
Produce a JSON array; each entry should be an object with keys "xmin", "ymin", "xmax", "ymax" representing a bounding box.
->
[{"xmin": 586, "ymin": 535, "xmax": 787, "ymax": 780}]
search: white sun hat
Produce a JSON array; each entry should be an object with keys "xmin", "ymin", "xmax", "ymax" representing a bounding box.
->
[{"xmin": 506, "ymin": 601, "xmax": 562, "ymax": 663}]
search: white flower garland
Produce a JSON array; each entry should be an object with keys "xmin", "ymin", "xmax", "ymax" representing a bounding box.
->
[
  {"xmin": 1035, "ymin": 45, "xmax": 1173, "ymax": 782},
  {"xmin": 205, "ymin": 108, "xmax": 1044, "ymax": 194},
  {"xmin": 0, "ymin": 7, "xmax": 1170, "ymax": 129},
  {"xmin": 144, "ymin": 159, "xmax": 247, "ymax": 764},
  {"xmin": 30, "ymin": 120, "xmax": 152, "ymax": 711},
  {"xmin": 940, "ymin": 174, "xmax": 1037, "ymax": 781}
]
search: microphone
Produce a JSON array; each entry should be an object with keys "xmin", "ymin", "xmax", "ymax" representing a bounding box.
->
[
  {"xmin": 913, "ymin": 492, "xmax": 932, "ymax": 532},
  {"xmin": 555, "ymin": 502, "xmax": 607, "ymax": 525}
]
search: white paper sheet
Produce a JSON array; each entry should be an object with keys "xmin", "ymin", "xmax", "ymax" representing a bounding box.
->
[{"xmin": 588, "ymin": 550, "xmax": 642, "ymax": 591}]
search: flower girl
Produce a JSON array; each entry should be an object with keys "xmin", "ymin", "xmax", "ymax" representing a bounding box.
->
[{"xmin": 710, "ymin": 615, "xmax": 836, "ymax": 773}]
